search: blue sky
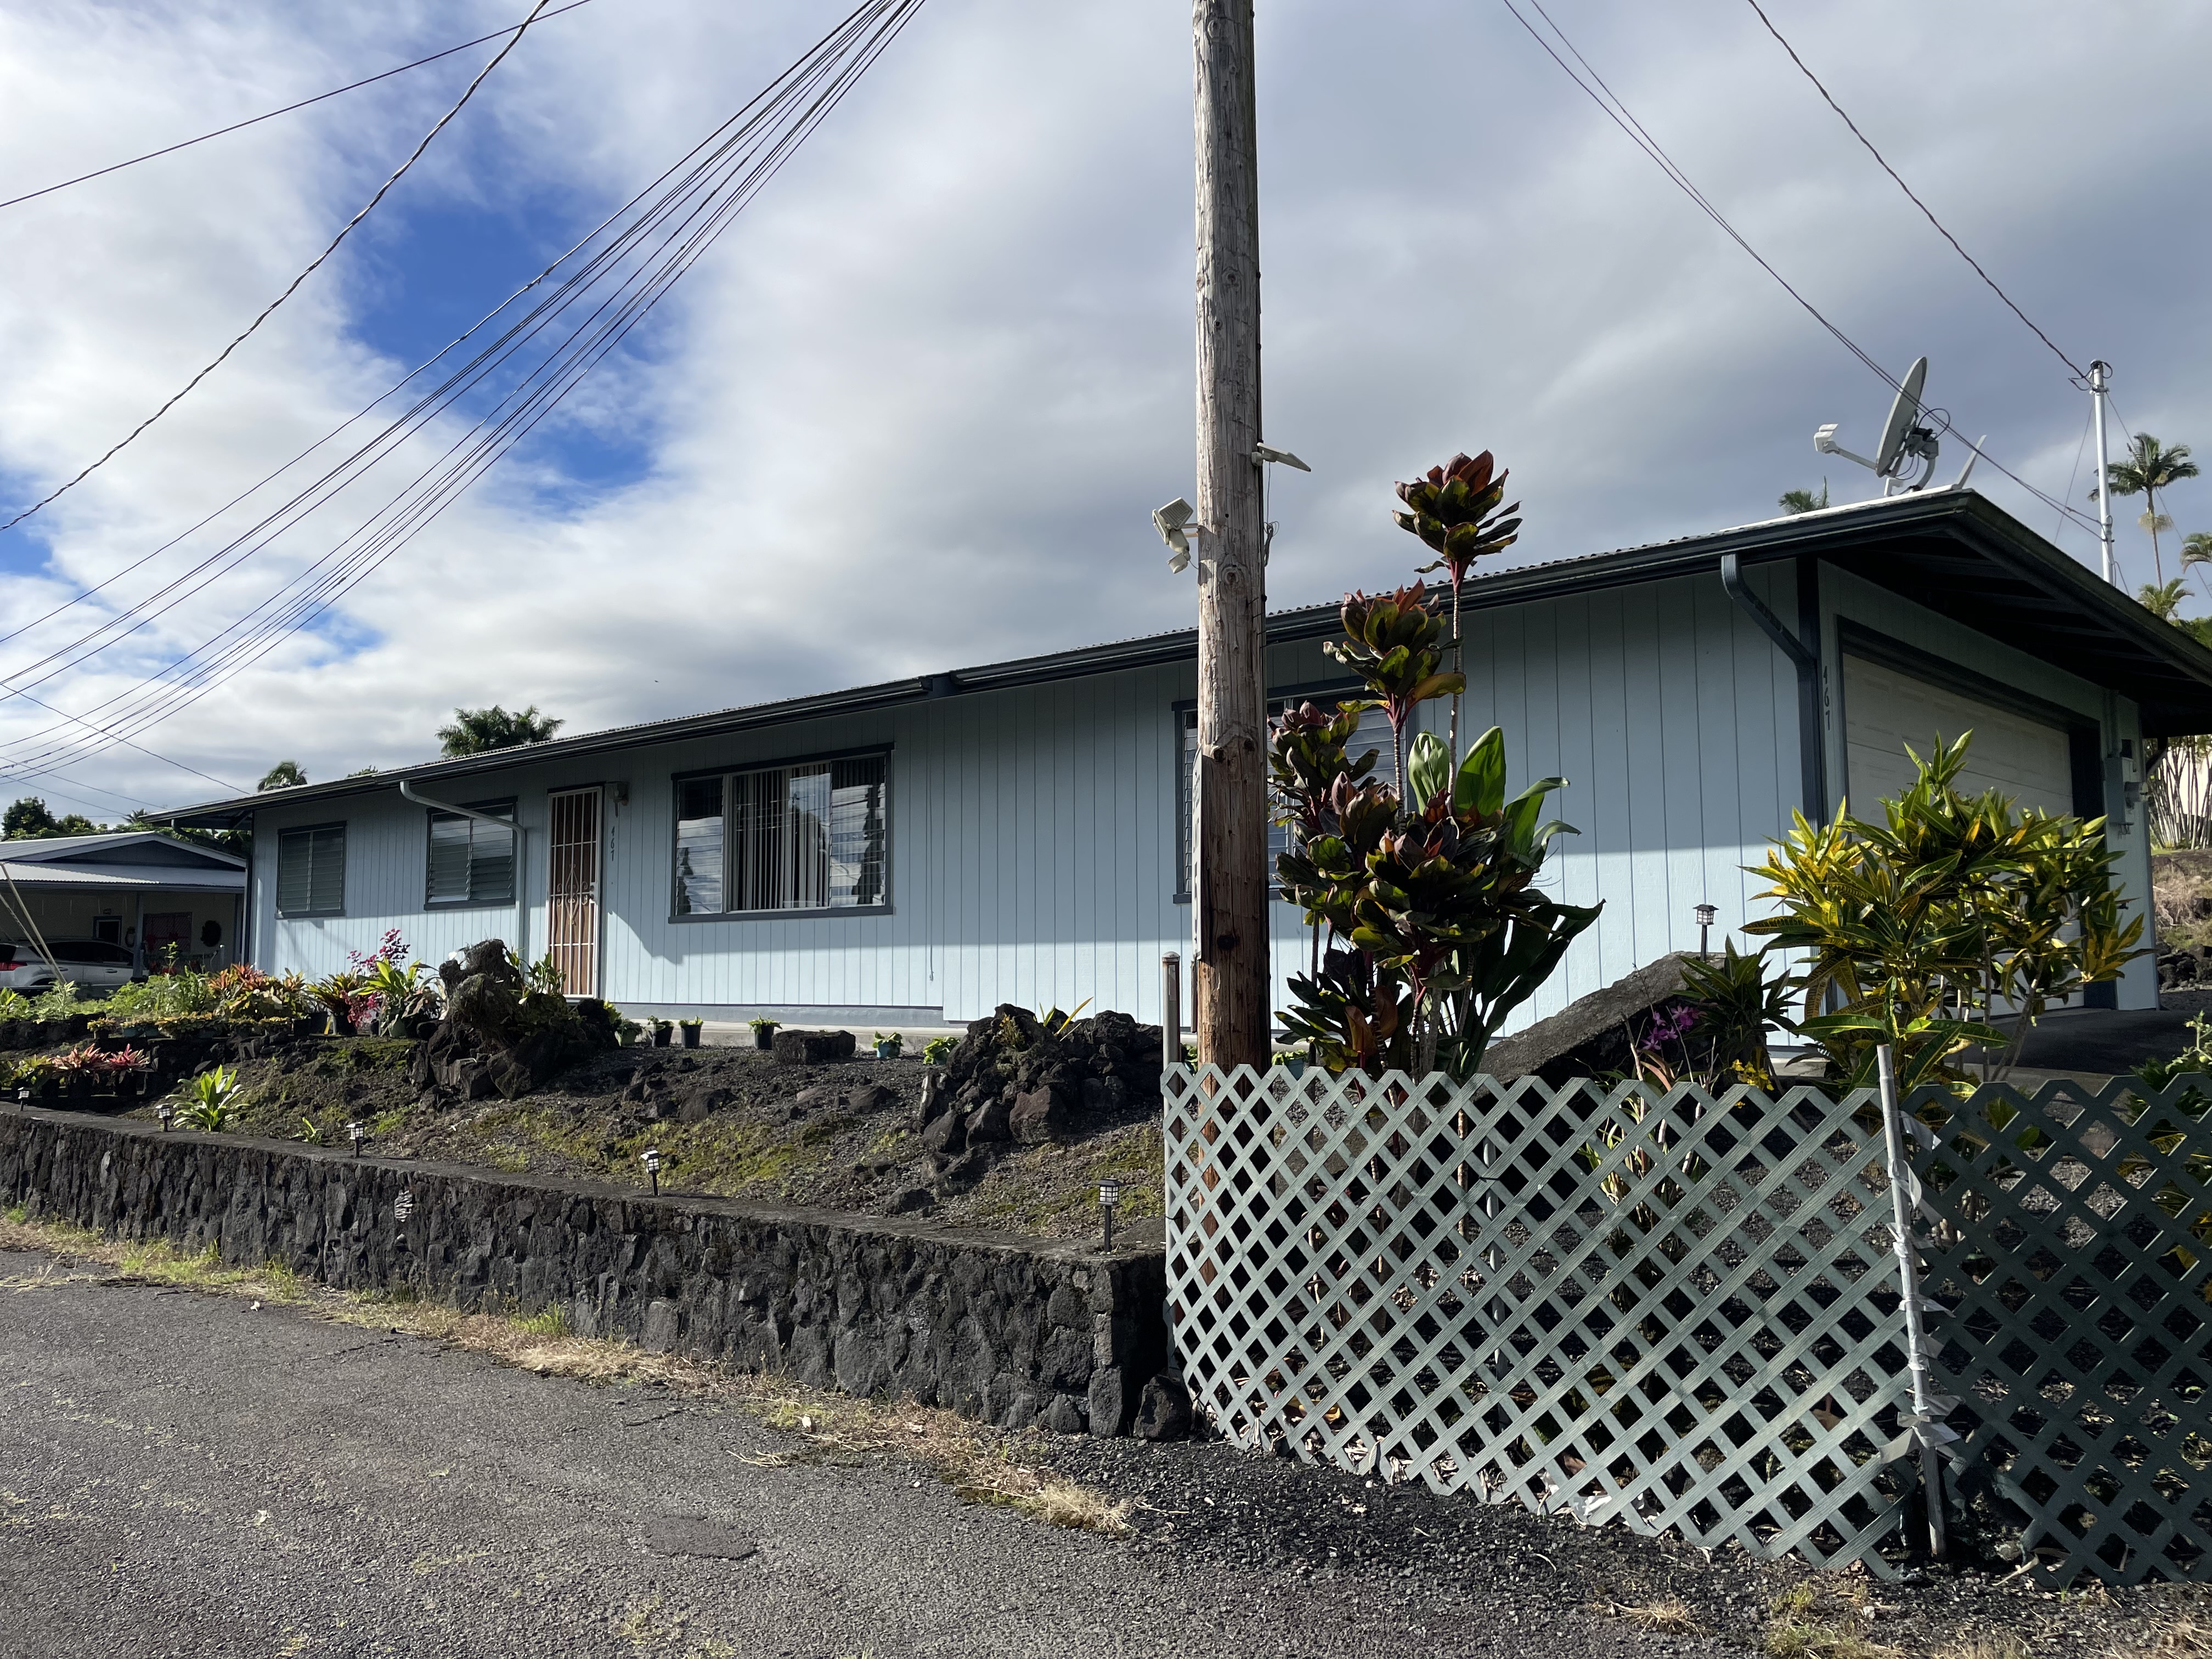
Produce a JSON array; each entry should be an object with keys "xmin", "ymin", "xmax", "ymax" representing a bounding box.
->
[{"xmin": 0, "ymin": 0, "xmax": 2203, "ymax": 815}]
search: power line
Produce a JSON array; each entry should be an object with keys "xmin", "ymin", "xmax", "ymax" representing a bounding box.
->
[
  {"xmin": 0, "ymin": 0, "xmax": 929, "ymax": 786},
  {"xmin": 1740, "ymin": 0, "xmax": 2088, "ymax": 382},
  {"xmin": 0, "ymin": 0, "xmax": 555, "ymax": 536},
  {"xmin": 1502, "ymin": 0, "xmax": 2101, "ymax": 538},
  {"xmin": 0, "ymin": 0, "xmax": 600, "ymax": 214}
]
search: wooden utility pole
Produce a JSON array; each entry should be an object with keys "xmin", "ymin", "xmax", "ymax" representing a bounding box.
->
[{"xmin": 1192, "ymin": 0, "xmax": 1269, "ymax": 1069}]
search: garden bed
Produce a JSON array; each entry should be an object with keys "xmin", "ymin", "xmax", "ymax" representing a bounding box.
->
[{"xmin": 115, "ymin": 1032, "xmax": 1165, "ymax": 1242}]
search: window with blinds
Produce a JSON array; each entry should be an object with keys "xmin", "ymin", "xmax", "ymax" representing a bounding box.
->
[
  {"xmin": 275, "ymin": 824, "xmax": 346, "ymax": 917},
  {"xmin": 674, "ymin": 754, "xmax": 888, "ymax": 916},
  {"xmin": 1177, "ymin": 699, "xmax": 1396, "ymax": 901},
  {"xmin": 425, "ymin": 800, "xmax": 516, "ymax": 906}
]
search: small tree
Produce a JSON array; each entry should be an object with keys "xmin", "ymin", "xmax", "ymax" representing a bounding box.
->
[
  {"xmin": 258, "ymin": 760, "xmax": 307, "ymax": 791},
  {"xmin": 4, "ymin": 797, "xmax": 57, "ymax": 839},
  {"xmin": 1779, "ymin": 482, "xmax": 1831, "ymax": 515},
  {"xmin": 437, "ymin": 704, "xmax": 563, "ymax": 757},
  {"xmin": 1746, "ymin": 734, "xmax": 2145, "ymax": 1084}
]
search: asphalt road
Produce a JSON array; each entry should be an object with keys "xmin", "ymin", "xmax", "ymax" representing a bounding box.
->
[{"xmin": 0, "ymin": 1247, "xmax": 1724, "ymax": 1659}]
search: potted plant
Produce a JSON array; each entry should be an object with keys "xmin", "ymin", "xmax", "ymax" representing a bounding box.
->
[
  {"xmin": 678, "ymin": 1018, "xmax": 703, "ymax": 1049},
  {"xmin": 748, "ymin": 1016, "xmax": 780, "ymax": 1051},
  {"xmin": 872, "ymin": 1030, "xmax": 904, "ymax": 1061},
  {"xmin": 650, "ymin": 1018, "xmax": 674, "ymax": 1048}
]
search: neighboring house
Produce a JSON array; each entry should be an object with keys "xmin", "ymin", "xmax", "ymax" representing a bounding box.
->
[
  {"xmin": 0, "ymin": 831, "xmax": 249, "ymax": 977},
  {"xmin": 159, "ymin": 492, "xmax": 2212, "ymax": 1026}
]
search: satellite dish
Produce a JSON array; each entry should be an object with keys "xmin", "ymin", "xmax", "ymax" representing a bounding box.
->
[
  {"xmin": 1872, "ymin": 357, "xmax": 1928, "ymax": 476},
  {"xmin": 1812, "ymin": 356, "xmax": 1941, "ymax": 495}
]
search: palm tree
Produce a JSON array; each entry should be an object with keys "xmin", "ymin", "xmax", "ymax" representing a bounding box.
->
[
  {"xmin": 2138, "ymin": 579, "xmax": 2187, "ymax": 620},
  {"xmin": 2096, "ymin": 434, "xmax": 2199, "ymax": 583},
  {"xmin": 2183, "ymin": 530, "xmax": 2212, "ymax": 603},
  {"xmin": 1779, "ymin": 482, "xmax": 1830, "ymax": 515},
  {"xmin": 437, "ymin": 704, "xmax": 563, "ymax": 757},
  {"xmin": 258, "ymin": 760, "xmax": 306, "ymax": 791}
]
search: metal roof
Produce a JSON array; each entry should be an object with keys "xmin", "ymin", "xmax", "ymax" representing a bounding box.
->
[
  {"xmin": 0, "ymin": 862, "xmax": 245, "ymax": 893},
  {"xmin": 0, "ymin": 829, "xmax": 246, "ymax": 870},
  {"xmin": 157, "ymin": 489, "xmax": 2212, "ymax": 826}
]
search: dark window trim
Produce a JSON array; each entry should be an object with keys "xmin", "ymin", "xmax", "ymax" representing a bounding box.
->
[
  {"xmin": 274, "ymin": 821, "xmax": 347, "ymax": 919},
  {"xmin": 670, "ymin": 748, "xmax": 893, "ymax": 920},
  {"xmin": 422, "ymin": 797, "xmax": 517, "ymax": 909}
]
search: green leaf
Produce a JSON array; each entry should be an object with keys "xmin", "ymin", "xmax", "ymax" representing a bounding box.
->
[
  {"xmin": 1455, "ymin": 727, "xmax": 1506, "ymax": 817},
  {"xmin": 1407, "ymin": 731, "xmax": 1451, "ymax": 807}
]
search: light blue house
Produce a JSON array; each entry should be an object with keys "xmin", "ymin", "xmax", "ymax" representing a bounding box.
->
[{"xmin": 161, "ymin": 493, "xmax": 2212, "ymax": 1026}]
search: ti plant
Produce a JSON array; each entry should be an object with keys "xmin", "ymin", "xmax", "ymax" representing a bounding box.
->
[
  {"xmin": 1392, "ymin": 450, "xmax": 1522, "ymax": 757},
  {"xmin": 1745, "ymin": 732, "xmax": 2146, "ymax": 1085},
  {"xmin": 1273, "ymin": 516, "xmax": 1601, "ymax": 1080},
  {"xmin": 179, "ymin": 1065, "xmax": 243, "ymax": 1131}
]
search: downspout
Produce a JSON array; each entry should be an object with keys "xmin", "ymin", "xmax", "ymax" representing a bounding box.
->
[
  {"xmin": 399, "ymin": 781, "xmax": 529, "ymax": 964},
  {"xmin": 1721, "ymin": 552, "xmax": 1827, "ymax": 824}
]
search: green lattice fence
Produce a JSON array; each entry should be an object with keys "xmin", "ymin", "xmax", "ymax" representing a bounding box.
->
[
  {"xmin": 1163, "ymin": 1065, "xmax": 2212, "ymax": 1584},
  {"xmin": 1911, "ymin": 1077, "xmax": 2212, "ymax": 1585}
]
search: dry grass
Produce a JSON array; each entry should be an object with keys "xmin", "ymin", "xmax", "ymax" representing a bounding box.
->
[
  {"xmin": 1761, "ymin": 1579, "xmax": 1897, "ymax": 1659},
  {"xmin": 1592, "ymin": 1595, "xmax": 1700, "ymax": 1634},
  {"xmin": 0, "ymin": 1210, "xmax": 1130, "ymax": 1536},
  {"xmin": 2107, "ymin": 1618, "xmax": 2212, "ymax": 1659},
  {"xmin": 1930, "ymin": 1639, "xmax": 2030, "ymax": 1659}
]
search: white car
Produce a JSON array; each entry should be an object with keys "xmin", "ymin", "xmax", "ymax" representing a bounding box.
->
[{"xmin": 0, "ymin": 939, "xmax": 140, "ymax": 994}]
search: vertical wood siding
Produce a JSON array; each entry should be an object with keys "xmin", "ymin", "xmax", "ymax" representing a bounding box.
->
[{"xmin": 273, "ymin": 560, "xmax": 2166, "ymax": 1026}]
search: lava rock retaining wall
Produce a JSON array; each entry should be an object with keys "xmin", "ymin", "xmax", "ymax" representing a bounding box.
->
[{"xmin": 0, "ymin": 1104, "xmax": 1168, "ymax": 1437}]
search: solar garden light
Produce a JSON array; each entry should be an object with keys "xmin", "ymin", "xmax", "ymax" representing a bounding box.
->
[
  {"xmin": 1098, "ymin": 1179, "xmax": 1121, "ymax": 1250},
  {"xmin": 1694, "ymin": 902, "xmax": 1717, "ymax": 957},
  {"xmin": 643, "ymin": 1147, "xmax": 662, "ymax": 1197},
  {"xmin": 347, "ymin": 1120, "xmax": 365, "ymax": 1156},
  {"xmin": 156, "ymin": 1101, "xmax": 174, "ymax": 1132}
]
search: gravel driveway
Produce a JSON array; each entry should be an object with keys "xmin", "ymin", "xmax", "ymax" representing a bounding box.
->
[{"xmin": 0, "ymin": 1244, "xmax": 2199, "ymax": 1658}]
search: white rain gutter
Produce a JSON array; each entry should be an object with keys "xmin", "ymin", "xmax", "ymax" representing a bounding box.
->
[{"xmin": 399, "ymin": 780, "xmax": 528, "ymax": 963}]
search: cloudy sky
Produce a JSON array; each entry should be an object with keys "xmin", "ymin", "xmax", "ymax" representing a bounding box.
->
[{"xmin": 0, "ymin": 0, "xmax": 2203, "ymax": 817}]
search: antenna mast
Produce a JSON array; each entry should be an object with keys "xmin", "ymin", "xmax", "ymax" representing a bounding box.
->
[{"xmin": 2089, "ymin": 360, "xmax": 2116, "ymax": 586}]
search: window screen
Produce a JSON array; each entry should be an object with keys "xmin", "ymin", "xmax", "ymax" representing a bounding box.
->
[
  {"xmin": 675, "ymin": 754, "xmax": 887, "ymax": 915},
  {"xmin": 425, "ymin": 800, "xmax": 516, "ymax": 906},
  {"xmin": 276, "ymin": 825, "xmax": 346, "ymax": 917},
  {"xmin": 1178, "ymin": 699, "xmax": 1396, "ymax": 900}
]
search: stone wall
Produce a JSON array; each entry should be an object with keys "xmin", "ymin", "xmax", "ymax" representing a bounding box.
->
[{"xmin": 0, "ymin": 1104, "xmax": 1168, "ymax": 1437}]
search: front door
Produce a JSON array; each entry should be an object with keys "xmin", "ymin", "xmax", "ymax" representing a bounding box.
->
[{"xmin": 546, "ymin": 787, "xmax": 603, "ymax": 999}]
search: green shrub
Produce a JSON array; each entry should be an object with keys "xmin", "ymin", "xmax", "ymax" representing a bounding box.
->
[
  {"xmin": 921, "ymin": 1035, "xmax": 956, "ymax": 1066},
  {"xmin": 29, "ymin": 981, "xmax": 87, "ymax": 1021},
  {"xmin": 179, "ymin": 1065, "xmax": 243, "ymax": 1131},
  {"xmin": 105, "ymin": 969, "xmax": 218, "ymax": 1024}
]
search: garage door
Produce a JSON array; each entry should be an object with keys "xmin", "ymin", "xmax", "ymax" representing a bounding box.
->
[{"xmin": 1842, "ymin": 654, "xmax": 2078, "ymax": 817}]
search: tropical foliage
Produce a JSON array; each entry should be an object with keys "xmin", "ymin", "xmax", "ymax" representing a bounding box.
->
[
  {"xmin": 1273, "ymin": 453, "xmax": 1599, "ymax": 1081},
  {"xmin": 1744, "ymin": 733, "xmax": 2145, "ymax": 1085},
  {"xmin": 1779, "ymin": 482, "xmax": 1830, "ymax": 515},
  {"xmin": 179, "ymin": 1065, "xmax": 244, "ymax": 1131},
  {"xmin": 437, "ymin": 704, "xmax": 563, "ymax": 757},
  {"xmin": 2, "ymin": 797, "xmax": 101, "ymax": 838}
]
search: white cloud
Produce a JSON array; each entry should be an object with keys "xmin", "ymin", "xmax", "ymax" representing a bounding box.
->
[{"xmin": 0, "ymin": 0, "xmax": 2203, "ymax": 816}]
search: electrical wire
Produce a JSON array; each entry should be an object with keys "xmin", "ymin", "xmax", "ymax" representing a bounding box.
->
[
  {"xmin": 1740, "ymin": 0, "xmax": 2087, "ymax": 382},
  {"xmin": 0, "ymin": 0, "xmax": 928, "ymax": 787},
  {"xmin": 0, "ymin": 0, "xmax": 555, "ymax": 536},
  {"xmin": 0, "ymin": 0, "xmax": 600, "ymax": 214},
  {"xmin": 1502, "ymin": 0, "xmax": 2102, "ymax": 538}
]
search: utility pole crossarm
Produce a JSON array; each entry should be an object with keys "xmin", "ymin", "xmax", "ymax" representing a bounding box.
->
[{"xmin": 1191, "ymin": 0, "xmax": 1269, "ymax": 1069}]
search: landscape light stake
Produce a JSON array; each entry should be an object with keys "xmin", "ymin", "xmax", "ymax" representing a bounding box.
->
[
  {"xmin": 347, "ymin": 1120, "xmax": 364, "ymax": 1156},
  {"xmin": 1695, "ymin": 903, "xmax": 1717, "ymax": 957},
  {"xmin": 643, "ymin": 1147, "xmax": 662, "ymax": 1197},
  {"xmin": 157, "ymin": 1102, "xmax": 174, "ymax": 1132},
  {"xmin": 1098, "ymin": 1180, "xmax": 1121, "ymax": 1251}
]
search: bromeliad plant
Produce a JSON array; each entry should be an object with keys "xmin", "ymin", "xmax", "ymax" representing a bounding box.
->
[
  {"xmin": 1745, "ymin": 733, "xmax": 2147, "ymax": 1086},
  {"xmin": 1273, "ymin": 451, "xmax": 1600, "ymax": 1081}
]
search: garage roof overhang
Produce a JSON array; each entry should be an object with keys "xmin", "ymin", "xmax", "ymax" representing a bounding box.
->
[{"xmin": 155, "ymin": 490, "xmax": 2212, "ymax": 827}]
